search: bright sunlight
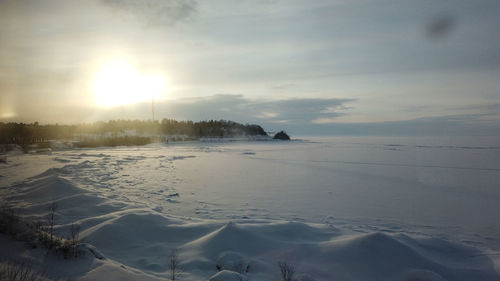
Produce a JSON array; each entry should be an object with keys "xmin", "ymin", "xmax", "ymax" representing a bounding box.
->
[{"xmin": 92, "ymin": 60, "xmax": 167, "ymax": 107}]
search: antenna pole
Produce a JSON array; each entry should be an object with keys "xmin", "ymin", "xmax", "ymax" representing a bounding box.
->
[{"xmin": 151, "ymin": 94, "xmax": 155, "ymax": 122}]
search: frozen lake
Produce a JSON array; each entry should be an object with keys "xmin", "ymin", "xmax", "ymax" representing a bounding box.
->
[
  {"xmin": 174, "ymin": 137, "xmax": 500, "ymax": 233},
  {"xmin": 1, "ymin": 136, "xmax": 500, "ymax": 280}
]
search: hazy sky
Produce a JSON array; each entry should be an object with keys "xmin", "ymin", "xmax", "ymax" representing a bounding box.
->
[{"xmin": 1, "ymin": 0, "xmax": 499, "ymax": 135}]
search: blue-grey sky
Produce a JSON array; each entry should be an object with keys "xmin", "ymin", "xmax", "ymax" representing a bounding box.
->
[{"xmin": 1, "ymin": 0, "xmax": 499, "ymax": 135}]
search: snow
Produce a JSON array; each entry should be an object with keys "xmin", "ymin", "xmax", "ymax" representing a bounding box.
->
[
  {"xmin": 208, "ymin": 270, "xmax": 248, "ymax": 281},
  {"xmin": 0, "ymin": 136, "xmax": 499, "ymax": 280},
  {"xmin": 215, "ymin": 251, "xmax": 249, "ymax": 273}
]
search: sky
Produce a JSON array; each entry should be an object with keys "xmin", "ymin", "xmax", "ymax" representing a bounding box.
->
[{"xmin": 1, "ymin": 0, "xmax": 500, "ymax": 135}]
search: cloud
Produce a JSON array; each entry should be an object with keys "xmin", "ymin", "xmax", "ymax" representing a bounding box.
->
[
  {"xmin": 158, "ymin": 94, "xmax": 355, "ymax": 125},
  {"xmin": 157, "ymin": 98, "xmax": 500, "ymax": 135},
  {"xmin": 4, "ymin": 92, "xmax": 500, "ymax": 136},
  {"xmin": 255, "ymin": 112, "xmax": 279, "ymax": 118},
  {"xmin": 252, "ymin": 98, "xmax": 353, "ymax": 122},
  {"xmin": 101, "ymin": 0, "xmax": 197, "ymax": 26},
  {"xmin": 312, "ymin": 118, "xmax": 341, "ymax": 124},
  {"xmin": 453, "ymin": 102, "xmax": 500, "ymax": 115},
  {"xmin": 281, "ymin": 114, "xmax": 500, "ymax": 136},
  {"xmin": 41, "ymin": 94, "xmax": 354, "ymax": 131}
]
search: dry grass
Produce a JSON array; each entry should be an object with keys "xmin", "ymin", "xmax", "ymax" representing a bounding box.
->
[{"xmin": 0, "ymin": 262, "xmax": 47, "ymax": 281}]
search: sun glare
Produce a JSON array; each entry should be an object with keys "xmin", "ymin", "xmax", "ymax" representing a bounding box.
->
[{"xmin": 92, "ymin": 60, "xmax": 167, "ymax": 107}]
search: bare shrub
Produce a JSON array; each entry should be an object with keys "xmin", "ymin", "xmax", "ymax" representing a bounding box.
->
[
  {"xmin": 33, "ymin": 221, "xmax": 44, "ymax": 242},
  {"xmin": 168, "ymin": 249, "xmax": 182, "ymax": 281},
  {"xmin": 0, "ymin": 202, "xmax": 82, "ymax": 260},
  {"xmin": 46, "ymin": 202, "xmax": 58, "ymax": 249},
  {"xmin": 278, "ymin": 261, "xmax": 295, "ymax": 281},
  {"xmin": 0, "ymin": 205, "xmax": 20, "ymax": 236},
  {"xmin": 0, "ymin": 207, "xmax": 39, "ymax": 249},
  {"xmin": 57, "ymin": 239, "xmax": 72, "ymax": 259},
  {"xmin": 69, "ymin": 224, "xmax": 81, "ymax": 258},
  {"xmin": 0, "ymin": 262, "xmax": 46, "ymax": 281}
]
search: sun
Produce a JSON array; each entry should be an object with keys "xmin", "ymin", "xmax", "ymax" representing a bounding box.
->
[{"xmin": 92, "ymin": 60, "xmax": 166, "ymax": 107}]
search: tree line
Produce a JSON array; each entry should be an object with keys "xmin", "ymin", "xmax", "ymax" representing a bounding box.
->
[{"xmin": 0, "ymin": 119, "xmax": 268, "ymax": 146}]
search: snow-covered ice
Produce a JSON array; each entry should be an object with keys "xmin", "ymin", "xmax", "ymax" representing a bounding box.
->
[{"xmin": 1, "ymin": 136, "xmax": 499, "ymax": 280}]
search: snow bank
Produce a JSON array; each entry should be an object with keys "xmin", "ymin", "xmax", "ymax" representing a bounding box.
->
[
  {"xmin": 3, "ymin": 169, "xmax": 126, "ymax": 223},
  {"xmin": 80, "ymin": 211, "xmax": 218, "ymax": 273},
  {"xmin": 215, "ymin": 251, "xmax": 249, "ymax": 273},
  {"xmin": 9, "ymin": 174, "xmax": 85, "ymax": 203},
  {"xmin": 208, "ymin": 270, "xmax": 249, "ymax": 281},
  {"xmin": 182, "ymin": 222, "xmax": 281, "ymax": 258},
  {"xmin": 394, "ymin": 269, "xmax": 446, "ymax": 281},
  {"xmin": 303, "ymin": 232, "xmax": 499, "ymax": 281}
]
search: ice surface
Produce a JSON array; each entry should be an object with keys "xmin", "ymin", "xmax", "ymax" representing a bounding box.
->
[{"xmin": 0, "ymin": 137, "xmax": 499, "ymax": 280}]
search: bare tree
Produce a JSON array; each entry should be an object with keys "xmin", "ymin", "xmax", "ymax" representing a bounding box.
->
[
  {"xmin": 278, "ymin": 261, "xmax": 295, "ymax": 281},
  {"xmin": 69, "ymin": 224, "xmax": 81, "ymax": 257},
  {"xmin": 46, "ymin": 202, "xmax": 58, "ymax": 248},
  {"xmin": 168, "ymin": 249, "xmax": 182, "ymax": 281}
]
